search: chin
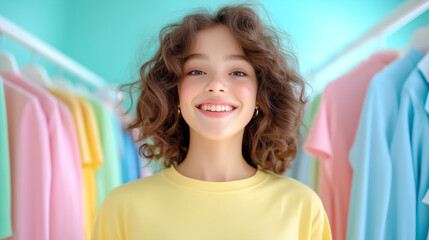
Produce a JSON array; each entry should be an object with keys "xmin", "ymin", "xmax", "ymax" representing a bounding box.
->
[
  {"xmin": 192, "ymin": 126, "xmax": 244, "ymax": 142},
  {"xmin": 200, "ymin": 129, "xmax": 235, "ymax": 141}
]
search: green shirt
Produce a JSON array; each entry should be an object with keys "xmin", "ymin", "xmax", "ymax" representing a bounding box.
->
[
  {"xmin": 0, "ymin": 77, "xmax": 11, "ymax": 238},
  {"xmin": 85, "ymin": 96, "xmax": 122, "ymax": 210}
]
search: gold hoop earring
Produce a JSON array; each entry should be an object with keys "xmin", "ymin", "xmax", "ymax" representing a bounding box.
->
[
  {"xmin": 253, "ymin": 106, "xmax": 259, "ymax": 118},
  {"xmin": 178, "ymin": 107, "xmax": 181, "ymax": 115}
]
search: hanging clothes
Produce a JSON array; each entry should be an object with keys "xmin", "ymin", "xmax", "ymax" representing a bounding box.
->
[
  {"xmin": 296, "ymin": 93, "xmax": 322, "ymax": 191},
  {"xmin": 3, "ymin": 80, "xmax": 50, "ymax": 240},
  {"xmin": 424, "ymin": 190, "xmax": 429, "ymax": 240},
  {"xmin": 286, "ymin": 93, "xmax": 322, "ymax": 191},
  {"xmin": 387, "ymin": 53, "xmax": 429, "ymax": 239},
  {"xmin": 347, "ymin": 49, "xmax": 423, "ymax": 240},
  {"xmin": 2, "ymin": 72, "xmax": 84, "ymax": 240},
  {"xmin": 48, "ymin": 89, "xmax": 103, "ymax": 240},
  {"xmin": 304, "ymin": 51, "xmax": 399, "ymax": 240},
  {"xmin": 0, "ymin": 77, "xmax": 12, "ymax": 239},
  {"xmin": 121, "ymin": 130, "xmax": 141, "ymax": 183},
  {"xmin": 85, "ymin": 95, "xmax": 122, "ymax": 210}
]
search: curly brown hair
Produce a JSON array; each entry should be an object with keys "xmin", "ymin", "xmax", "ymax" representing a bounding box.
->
[{"xmin": 125, "ymin": 4, "xmax": 308, "ymax": 175}]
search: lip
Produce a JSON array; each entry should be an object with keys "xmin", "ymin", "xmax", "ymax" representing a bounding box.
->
[
  {"xmin": 197, "ymin": 108, "xmax": 236, "ymax": 118},
  {"xmin": 195, "ymin": 98, "xmax": 238, "ymax": 118},
  {"xmin": 195, "ymin": 98, "xmax": 238, "ymax": 109}
]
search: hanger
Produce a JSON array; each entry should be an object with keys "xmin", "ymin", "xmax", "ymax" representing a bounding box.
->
[
  {"xmin": 0, "ymin": 51, "xmax": 19, "ymax": 73},
  {"xmin": 75, "ymin": 83, "xmax": 90, "ymax": 96},
  {"xmin": 52, "ymin": 74, "xmax": 75, "ymax": 92},
  {"xmin": 20, "ymin": 64, "xmax": 52, "ymax": 88},
  {"xmin": 0, "ymin": 33, "xmax": 19, "ymax": 73},
  {"xmin": 404, "ymin": 26, "xmax": 429, "ymax": 54},
  {"xmin": 94, "ymin": 85, "xmax": 120, "ymax": 105}
]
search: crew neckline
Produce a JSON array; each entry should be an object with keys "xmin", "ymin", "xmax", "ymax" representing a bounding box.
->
[{"xmin": 161, "ymin": 165, "xmax": 269, "ymax": 193}]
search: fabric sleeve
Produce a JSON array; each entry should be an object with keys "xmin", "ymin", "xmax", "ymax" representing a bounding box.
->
[
  {"xmin": 303, "ymin": 93, "xmax": 332, "ymax": 161},
  {"xmin": 303, "ymin": 92, "xmax": 334, "ymax": 233},
  {"xmin": 77, "ymin": 97, "xmax": 103, "ymax": 167},
  {"xmin": 91, "ymin": 190, "xmax": 123, "ymax": 240},
  {"xmin": 296, "ymin": 93, "xmax": 322, "ymax": 190},
  {"xmin": 310, "ymin": 194, "xmax": 332, "ymax": 240}
]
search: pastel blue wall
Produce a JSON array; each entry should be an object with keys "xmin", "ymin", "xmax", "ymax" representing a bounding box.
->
[
  {"xmin": 0, "ymin": 1, "xmax": 67, "ymax": 77},
  {"xmin": 0, "ymin": 0, "xmax": 427, "ymax": 97}
]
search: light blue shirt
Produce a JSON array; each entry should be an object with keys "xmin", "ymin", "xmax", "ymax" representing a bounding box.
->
[
  {"xmin": 121, "ymin": 130, "xmax": 141, "ymax": 183},
  {"xmin": 423, "ymin": 189, "xmax": 429, "ymax": 240},
  {"xmin": 347, "ymin": 50, "xmax": 423, "ymax": 240},
  {"xmin": 387, "ymin": 53, "xmax": 429, "ymax": 240}
]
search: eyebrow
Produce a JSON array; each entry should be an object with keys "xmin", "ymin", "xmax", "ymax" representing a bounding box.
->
[{"xmin": 184, "ymin": 53, "xmax": 250, "ymax": 63}]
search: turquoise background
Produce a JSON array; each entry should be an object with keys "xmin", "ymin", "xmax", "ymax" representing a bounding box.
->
[{"xmin": 0, "ymin": 0, "xmax": 428, "ymax": 103}]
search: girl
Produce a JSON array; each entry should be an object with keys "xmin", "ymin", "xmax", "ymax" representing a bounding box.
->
[{"xmin": 92, "ymin": 4, "xmax": 331, "ymax": 240}]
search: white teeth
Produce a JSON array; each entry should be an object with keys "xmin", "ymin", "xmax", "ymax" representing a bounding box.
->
[{"xmin": 199, "ymin": 104, "xmax": 235, "ymax": 112}]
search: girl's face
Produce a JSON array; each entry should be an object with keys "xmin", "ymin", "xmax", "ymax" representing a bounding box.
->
[{"xmin": 178, "ymin": 25, "xmax": 258, "ymax": 141}]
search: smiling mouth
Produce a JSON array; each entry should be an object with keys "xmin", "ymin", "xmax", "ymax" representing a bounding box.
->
[{"xmin": 196, "ymin": 104, "xmax": 237, "ymax": 112}]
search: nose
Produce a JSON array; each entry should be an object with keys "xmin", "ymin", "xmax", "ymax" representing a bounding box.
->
[{"xmin": 205, "ymin": 72, "xmax": 227, "ymax": 93}]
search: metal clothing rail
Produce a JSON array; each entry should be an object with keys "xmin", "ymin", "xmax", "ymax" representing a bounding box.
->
[
  {"xmin": 310, "ymin": 0, "xmax": 429, "ymax": 81},
  {"xmin": 0, "ymin": 15, "xmax": 106, "ymax": 89}
]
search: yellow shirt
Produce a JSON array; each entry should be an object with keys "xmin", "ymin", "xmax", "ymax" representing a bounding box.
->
[
  {"xmin": 49, "ymin": 89, "xmax": 103, "ymax": 240},
  {"xmin": 92, "ymin": 165, "xmax": 332, "ymax": 240}
]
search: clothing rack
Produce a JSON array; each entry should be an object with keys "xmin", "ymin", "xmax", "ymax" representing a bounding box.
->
[
  {"xmin": 0, "ymin": 15, "xmax": 106, "ymax": 89},
  {"xmin": 308, "ymin": 0, "xmax": 429, "ymax": 91}
]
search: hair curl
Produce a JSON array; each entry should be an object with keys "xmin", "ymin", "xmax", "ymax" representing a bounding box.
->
[{"xmin": 125, "ymin": 4, "xmax": 308, "ymax": 175}]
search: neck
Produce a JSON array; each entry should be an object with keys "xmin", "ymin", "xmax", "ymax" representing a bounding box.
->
[{"xmin": 175, "ymin": 129, "xmax": 256, "ymax": 182}]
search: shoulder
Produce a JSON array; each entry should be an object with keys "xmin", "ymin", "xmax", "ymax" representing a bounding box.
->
[
  {"xmin": 102, "ymin": 172, "xmax": 164, "ymax": 205},
  {"xmin": 93, "ymin": 174, "xmax": 165, "ymax": 239},
  {"xmin": 262, "ymin": 173, "xmax": 331, "ymax": 234},
  {"xmin": 264, "ymin": 172, "xmax": 324, "ymax": 208}
]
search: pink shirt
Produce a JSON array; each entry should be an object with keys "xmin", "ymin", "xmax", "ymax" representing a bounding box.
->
[
  {"xmin": 303, "ymin": 51, "xmax": 399, "ymax": 240},
  {"xmin": 4, "ymin": 81, "xmax": 50, "ymax": 240},
  {"xmin": 3, "ymin": 73, "xmax": 83, "ymax": 240}
]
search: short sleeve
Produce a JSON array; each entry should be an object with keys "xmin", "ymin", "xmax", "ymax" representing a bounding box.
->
[
  {"xmin": 304, "ymin": 93, "xmax": 332, "ymax": 161},
  {"xmin": 91, "ymin": 189, "xmax": 123, "ymax": 240},
  {"xmin": 310, "ymin": 196, "xmax": 332, "ymax": 240}
]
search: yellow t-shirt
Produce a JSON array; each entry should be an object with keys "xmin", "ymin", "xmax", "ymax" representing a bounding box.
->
[{"xmin": 92, "ymin": 165, "xmax": 332, "ymax": 240}]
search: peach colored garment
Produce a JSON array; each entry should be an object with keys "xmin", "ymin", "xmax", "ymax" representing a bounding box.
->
[
  {"xmin": 303, "ymin": 51, "xmax": 399, "ymax": 240},
  {"xmin": 4, "ymin": 81, "xmax": 50, "ymax": 240},
  {"xmin": 3, "ymin": 73, "xmax": 84, "ymax": 240}
]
